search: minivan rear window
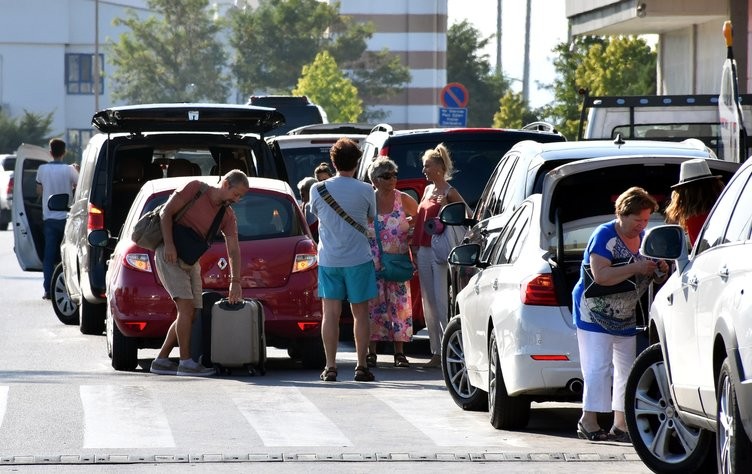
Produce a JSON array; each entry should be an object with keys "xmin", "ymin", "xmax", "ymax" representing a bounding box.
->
[{"xmin": 385, "ymin": 140, "xmax": 518, "ymax": 210}]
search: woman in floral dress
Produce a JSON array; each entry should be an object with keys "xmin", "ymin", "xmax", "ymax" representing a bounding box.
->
[{"xmin": 366, "ymin": 157, "xmax": 419, "ymax": 368}]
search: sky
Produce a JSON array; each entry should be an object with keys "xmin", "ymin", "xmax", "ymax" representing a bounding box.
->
[{"xmin": 447, "ymin": 0, "xmax": 569, "ymax": 108}]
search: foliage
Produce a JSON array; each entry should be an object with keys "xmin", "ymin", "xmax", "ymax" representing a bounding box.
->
[
  {"xmin": 293, "ymin": 51, "xmax": 362, "ymax": 123},
  {"xmin": 0, "ymin": 109, "xmax": 54, "ymax": 154},
  {"xmin": 109, "ymin": 0, "xmax": 229, "ymax": 103},
  {"xmin": 579, "ymin": 36, "xmax": 656, "ymax": 96},
  {"xmin": 228, "ymin": 0, "xmax": 408, "ymax": 120},
  {"xmin": 539, "ymin": 35, "xmax": 656, "ymax": 140},
  {"xmin": 493, "ymin": 92, "xmax": 525, "ymax": 128},
  {"xmin": 447, "ymin": 21, "xmax": 509, "ymax": 127}
]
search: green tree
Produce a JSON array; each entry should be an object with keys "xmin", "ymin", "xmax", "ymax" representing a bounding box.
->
[
  {"xmin": 540, "ymin": 35, "xmax": 656, "ymax": 140},
  {"xmin": 447, "ymin": 20, "xmax": 510, "ymax": 127},
  {"xmin": 293, "ymin": 51, "xmax": 362, "ymax": 123},
  {"xmin": 492, "ymin": 91, "xmax": 525, "ymax": 128},
  {"xmin": 0, "ymin": 109, "xmax": 54, "ymax": 154},
  {"xmin": 109, "ymin": 0, "xmax": 229, "ymax": 103},
  {"xmin": 228, "ymin": 0, "xmax": 408, "ymax": 120}
]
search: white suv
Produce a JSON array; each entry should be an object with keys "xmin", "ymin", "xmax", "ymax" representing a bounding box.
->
[{"xmin": 626, "ymin": 157, "xmax": 752, "ymax": 473}]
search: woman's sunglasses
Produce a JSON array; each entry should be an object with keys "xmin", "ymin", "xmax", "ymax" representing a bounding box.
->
[{"xmin": 378, "ymin": 172, "xmax": 397, "ymax": 180}]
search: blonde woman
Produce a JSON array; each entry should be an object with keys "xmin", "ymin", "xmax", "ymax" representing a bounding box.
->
[{"xmin": 411, "ymin": 144, "xmax": 466, "ymax": 368}]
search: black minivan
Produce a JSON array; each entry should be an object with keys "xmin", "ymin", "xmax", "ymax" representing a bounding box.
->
[
  {"xmin": 247, "ymin": 95, "xmax": 327, "ymax": 136},
  {"xmin": 14, "ymin": 104, "xmax": 284, "ymax": 334}
]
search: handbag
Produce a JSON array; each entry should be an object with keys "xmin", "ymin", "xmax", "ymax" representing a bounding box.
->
[
  {"xmin": 173, "ymin": 205, "xmax": 227, "ymax": 265},
  {"xmin": 582, "ymin": 261, "xmax": 637, "ymax": 298},
  {"xmin": 374, "ymin": 218, "xmax": 414, "ymax": 282},
  {"xmin": 431, "ymin": 221, "xmax": 466, "ymax": 265},
  {"xmin": 131, "ymin": 184, "xmax": 208, "ymax": 250}
]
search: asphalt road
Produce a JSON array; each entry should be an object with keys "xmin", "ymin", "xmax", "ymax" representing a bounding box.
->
[{"xmin": 0, "ymin": 230, "xmax": 650, "ymax": 473}]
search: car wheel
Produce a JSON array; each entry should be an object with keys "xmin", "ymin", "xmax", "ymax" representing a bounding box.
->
[
  {"xmin": 51, "ymin": 263, "xmax": 79, "ymax": 325},
  {"xmin": 299, "ymin": 338, "xmax": 326, "ymax": 370},
  {"xmin": 79, "ymin": 297, "xmax": 106, "ymax": 335},
  {"xmin": 717, "ymin": 358, "xmax": 752, "ymax": 473},
  {"xmin": 625, "ymin": 343, "xmax": 715, "ymax": 473},
  {"xmin": 111, "ymin": 319, "xmax": 138, "ymax": 371},
  {"xmin": 441, "ymin": 316, "xmax": 488, "ymax": 411},
  {"xmin": 488, "ymin": 329, "xmax": 530, "ymax": 429}
]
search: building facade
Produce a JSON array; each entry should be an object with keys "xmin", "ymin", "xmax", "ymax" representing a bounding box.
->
[
  {"xmin": 337, "ymin": 0, "xmax": 448, "ymax": 129},
  {"xmin": 566, "ymin": 0, "xmax": 751, "ymax": 96},
  {"xmin": 0, "ymin": 0, "xmax": 448, "ymax": 158}
]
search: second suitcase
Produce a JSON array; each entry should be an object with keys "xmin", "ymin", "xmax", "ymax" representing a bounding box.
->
[{"xmin": 210, "ymin": 298, "xmax": 266, "ymax": 375}]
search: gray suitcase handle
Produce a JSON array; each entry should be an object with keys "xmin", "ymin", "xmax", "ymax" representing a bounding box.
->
[{"xmin": 217, "ymin": 298, "xmax": 248, "ymax": 311}]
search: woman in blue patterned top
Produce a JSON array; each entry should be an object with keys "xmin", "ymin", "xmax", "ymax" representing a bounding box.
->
[{"xmin": 572, "ymin": 186, "xmax": 669, "ymax": 443}]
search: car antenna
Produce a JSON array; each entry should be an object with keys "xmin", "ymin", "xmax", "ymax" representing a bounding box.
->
[{"xmin": 613, "ymin": 133, "xmax": 625, "ymax": 146}]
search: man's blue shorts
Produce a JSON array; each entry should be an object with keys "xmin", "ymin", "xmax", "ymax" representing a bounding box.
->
[{"xmin": 318, "ymin": 261, "xmax": 377, "ymax": 303}]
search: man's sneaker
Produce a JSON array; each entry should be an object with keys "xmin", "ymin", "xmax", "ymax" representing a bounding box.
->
[
  {"xmin": 150, "ymin": 358, "xmax": 178, "ymax": 375},
  {"xmin": 42, "ymin": 293, "xmax": 51, "ymax": 300},
  {"xmin": 177, "ymin": 359, "xmax": 215, "ymax": 377}
]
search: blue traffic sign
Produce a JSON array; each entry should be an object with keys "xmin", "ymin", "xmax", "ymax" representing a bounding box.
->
[{"xmin": 439, "ymin": 107, "xmax": 467, "ymax": 127}]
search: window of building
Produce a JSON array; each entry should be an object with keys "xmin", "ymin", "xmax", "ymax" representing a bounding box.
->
[
  {"xmin": 66, "ymin": 129, "xmax": 94, "ymax": 161},
  {"xmin": 66, "ymin": 54, "xmax": 104, "ymax": 95}
]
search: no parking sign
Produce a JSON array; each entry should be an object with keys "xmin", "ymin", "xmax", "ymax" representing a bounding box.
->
[
  {"xmin": 439, "ymin": 82, "xmax": 469, "ymax": 127},
  {"xmin": 440, "ymin": 82, "xmax": 469, "ymax": 108}
]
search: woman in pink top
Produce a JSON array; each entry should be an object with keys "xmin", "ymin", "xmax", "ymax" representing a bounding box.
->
[
  {"xmin": 412, "ymin": 143, "xmax": 466, "ymax": 368},
  {"xmin": 665, "ymin": 159, "xmax": 725, "ymax": 246}
]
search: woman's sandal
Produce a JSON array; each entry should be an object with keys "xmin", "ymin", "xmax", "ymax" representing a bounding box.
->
[
  {"xmin": 320, "ymin": 366, "xmax": 337, "ymax": 382},
  {"xmin": 366, "ymin": 353, "xmax": 377, "ymax": 368},
  {"xmin": 609, "ymin": 426, "xmax": 631, "ymax": 443},
  {"xmin": 393, "ymin": 352, "xmax": 410, "ymax": 368},
  {"xmin": 354, "ymin": 365, "xmax": 375, "ymax": 382},
  {"xmin": 576, "ymin": 421, "xmax": 609, "ymax": 441}
]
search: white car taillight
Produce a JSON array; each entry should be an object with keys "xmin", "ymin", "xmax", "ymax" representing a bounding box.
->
[{"xmin": 125, "ymin": 253, "xmax": 153, "ymax": 273}]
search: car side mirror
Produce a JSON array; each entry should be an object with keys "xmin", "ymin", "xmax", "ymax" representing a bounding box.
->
[
  {"xmin": 640, "ymin": 225, "xmax": 687, "ymax": 260},
  {"xmin": 47, "ymin": 193, "xmax": 71, "ymax": 212},
  {"xmin": 87, "ymin": 229, "xmax": 111, "ymax": 248},
  {"xmin": 439, "ymin": 201, "xmax": 477, "ymax": 227},
  {"xmin": 448, "ymin": 243, "xmax": 481, "ymax": 267}
]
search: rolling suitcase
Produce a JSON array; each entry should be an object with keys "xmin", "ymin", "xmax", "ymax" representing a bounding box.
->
[{"xmin": 210, "ymin": 297, "xmax": 266, "ymax": 375}]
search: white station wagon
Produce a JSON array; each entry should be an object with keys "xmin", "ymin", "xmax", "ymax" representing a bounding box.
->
[{"xmin": 439, "ymin": 143, "xmax": 739, "ymax": 431}]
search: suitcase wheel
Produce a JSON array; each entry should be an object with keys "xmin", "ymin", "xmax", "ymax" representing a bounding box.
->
[{"xmin": 214, "ymin": 363, "xmax": 232, "ymax": 376}]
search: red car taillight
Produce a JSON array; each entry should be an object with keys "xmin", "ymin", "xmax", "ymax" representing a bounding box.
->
[
  {"xmin": 124, "ymin": 253, "xmax": 153, "ymax": 273},
  {"xmin": 6, "ymin": 176, "xmax": 13, "ymax": 196},
  {"xmin": 379, "ymin": 145, "xmax": 390, "ymax": 157},
  {"xmin": 520, "ymin": 274, "xmax": 559, "ymax": 306},
  {"xmin": 87, "ymin": 203, "xmax": 104, "ymax": 231},
  {"xmin": 292, "ymin": 239, "xmax": 318, "ymax": 273}
]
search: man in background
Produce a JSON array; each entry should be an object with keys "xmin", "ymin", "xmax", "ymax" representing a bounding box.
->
[{"xmin": 36, "ymin": 138, "xmax": 78, "ymax": 299}]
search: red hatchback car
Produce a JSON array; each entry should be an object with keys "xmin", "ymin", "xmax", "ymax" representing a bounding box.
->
[{"xmin": 99, "ymin": 176, "xmax": 323, "ymax": 371}]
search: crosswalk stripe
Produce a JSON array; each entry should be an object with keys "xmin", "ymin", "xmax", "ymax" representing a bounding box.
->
[
  {"xmin": 80, "ymin": 385, "xmax": 175, "ymax": 449},
  {"xmin": 0, "ymin": 386, "xmax": 7, "ymax": 429},
  {"xmin": 225, "ymin": 385, "xmax": 351, "ymax": 446},
  {"xmin": 373, "ymin": 388, "xmax": 526, "ymax": 447}
]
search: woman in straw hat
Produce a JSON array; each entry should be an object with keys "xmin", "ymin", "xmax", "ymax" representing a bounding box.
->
[{"xmin": 665, "ymin": 158, "xmax": 725, "ymax": 246}]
